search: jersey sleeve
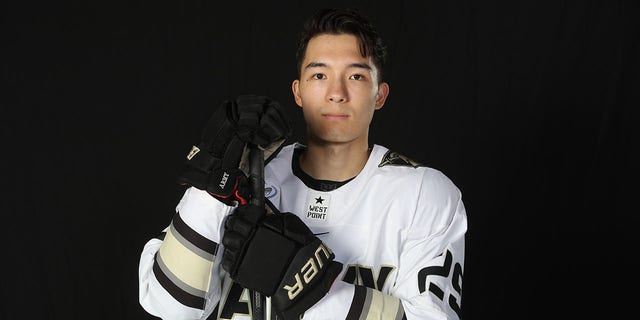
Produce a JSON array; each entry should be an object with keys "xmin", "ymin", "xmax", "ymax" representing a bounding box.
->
[
  {"xmin": 393, "ymin": 168, "xmax": 467, "ymax": 319},
  {"xmin": 138, "ymin": 187, "xmax": 234, "ymax": 319},
  {"xmin": 302, "ymin": 168, "xmax": 467, "ymax": 320}
]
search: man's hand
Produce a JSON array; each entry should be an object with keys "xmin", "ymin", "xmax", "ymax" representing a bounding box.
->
[
  {"xmin": 222, "ymin": 205, "xmax": 343, "ymax": 320},
  {"xmin": 177, "ymin": 95, "xmax": 291, "ymax": 205}
]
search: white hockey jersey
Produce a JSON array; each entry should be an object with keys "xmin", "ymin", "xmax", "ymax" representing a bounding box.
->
[{"xmin": 139, "ymin": 143, "xmax": 467, "ymax": 320}]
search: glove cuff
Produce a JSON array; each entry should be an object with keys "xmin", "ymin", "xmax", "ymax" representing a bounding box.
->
[
  {"xmin": 275, "ymin": 261, "xmax": 343, "ymax": 320},
  {"xmin": 271, "ymin": 241, "xmax": 342, "ymax": 319}
]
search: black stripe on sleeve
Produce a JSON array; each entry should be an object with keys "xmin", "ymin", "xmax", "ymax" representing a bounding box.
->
[
  {"xmin": 152, "ymin": 253, "xmax": 206, "ymax": 310},
  {"xmin": 173, "ymin": 212, "xmax": 218, "ymax": 256},
  {"xmin": 345, "ymin": 285, "xmax": 367, "ymax": 320},
  {"xmin": 206, "ymin": 303, "xmax": 220, "ymax": 320},
  {"xmin": 155, "ymin": 232, "xmax": 166, "ymax": 241},
  {"xmin": 397, "ymin": 302, "xmax": 407, "ymax": 320}
]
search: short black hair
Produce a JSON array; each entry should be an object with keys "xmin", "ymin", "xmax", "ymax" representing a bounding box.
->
[{"xmin": 295, "ymin": 8, "xmax": 388, "ymax": 83}]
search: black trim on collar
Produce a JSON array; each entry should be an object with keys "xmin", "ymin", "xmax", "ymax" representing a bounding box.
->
[{"xmin": 292, "ymin": 146, "xmax": 354, "ymax": 192}]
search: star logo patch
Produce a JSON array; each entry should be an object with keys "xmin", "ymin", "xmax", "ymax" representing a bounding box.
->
[{"xmin": 305, "ymin": 192, "xmax": 331, "ymax": 223}]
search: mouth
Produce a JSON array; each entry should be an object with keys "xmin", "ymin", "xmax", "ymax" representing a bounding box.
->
[{"xmin": 322, "ymin": 113, "xmax": 349, "ymax": 120}]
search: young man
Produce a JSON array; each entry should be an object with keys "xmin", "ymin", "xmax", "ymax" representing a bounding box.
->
[{"xmin": 139, "ymin": 8, "xmax": 467, "ymax": 320}]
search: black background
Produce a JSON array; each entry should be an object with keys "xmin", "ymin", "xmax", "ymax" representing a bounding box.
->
[{"xmin": 2, "ymin": 0, "xmax": 638, "ymax": 319}]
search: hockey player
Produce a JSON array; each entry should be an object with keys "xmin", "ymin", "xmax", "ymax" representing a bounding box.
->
[{"xmin": 139, "ymin": 8, "xmax": 467, "ymax": 320}]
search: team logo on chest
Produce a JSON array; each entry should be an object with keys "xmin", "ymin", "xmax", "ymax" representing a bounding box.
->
[
  {"xmin": 305, "ymin": 192, "xmax": 331, "ymax": 222},
  {"xmin": 264, "ymin": 184, "xmax": 278, "ymax": 199}
]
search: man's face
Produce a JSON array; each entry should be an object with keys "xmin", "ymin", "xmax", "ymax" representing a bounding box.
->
[{"xmin": 292, "ymin": 34, "xmax": 389, "ymax": 146}]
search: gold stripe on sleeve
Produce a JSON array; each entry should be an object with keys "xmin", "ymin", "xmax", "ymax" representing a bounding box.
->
[
  {"xmin": 158, "ymin": 227, "xmax": 213, "ymax": 292},
  {"xmin": 365, "ymin": 289, "xmax": 403, "ymax": 320}
]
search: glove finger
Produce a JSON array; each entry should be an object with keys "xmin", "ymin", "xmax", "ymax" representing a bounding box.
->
[
  {"xmin": 224, "ymin": 214, "xmax": 236, "ymax": 230},
  {"xmin": 176, "ymin": 167, "xmax": 211, "ymax": 190},
  {"xmin": 219, "ymin": 137, "xmax": 245, "ymax": 169},
  {"xmin": 261, "ymin": 214, "xmax": 284, "ymax": 232},
  {"xmin": 221, "ymin": 231, "xmax": 246, "ymax": 250},
  {"xmin": 236, "ymin": 114, "xmax": 260, "ymax": 143},
  {"xmin": 264, "ymin": 104, "xmax": 290, "ymax": 134},
  {"xmin": 221, "ymin": 248, "xmax": 239, "ymax": 275},
  {"xmin": 254, "ymin": 116, "xmax": 284, "ymax": 146},
  {"xmin": 229, "ymin": 217, "xmax": 255, "ymax": 237},
  {"xmin": 235, "ymin": 205, "xmax": 265, "ymax": 224},
  {"xmin": 236, "ymin": 94, "xmax": 268, "ymax": 112},
  {"xmin": 259, "ymin": 108, "xmax": 291, "ymax": 146},
  {"xmin": 200, "ymin": 102, "xmax": 238, "ymax": 154},
  {"xmin": 237, "ymin": 112, "xmax": 260, "ymax": 133},
  {"xmin": 236, "ymin": 95, "xmax": 265, "ymax": 132},
  {"xmin": 281, "ymin": 212, "xmax": 315, "ymax": 244}
]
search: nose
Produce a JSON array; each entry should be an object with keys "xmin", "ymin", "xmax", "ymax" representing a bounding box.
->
[{"xmin": 327, "ymin": 78, "xmax": 348, "ymax": 103}]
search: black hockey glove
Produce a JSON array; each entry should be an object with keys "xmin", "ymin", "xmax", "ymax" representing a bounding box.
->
[
  {"xmin": 177, "ymin": 95, "xmax": 291, "ymax": 205},
  {"xmin": 222, "ymin": 205, "xmax": 342, "ymax": 320}
]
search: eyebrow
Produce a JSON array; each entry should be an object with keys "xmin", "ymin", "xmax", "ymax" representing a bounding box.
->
[{"xmin": 304, "ymin": 62, "xmax": 372, "ymax": 70}]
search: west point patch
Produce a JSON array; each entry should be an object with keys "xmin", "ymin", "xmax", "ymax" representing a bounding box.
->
[{"xmin": 305, "ymin": 192, "xmax": 331, "ymax": 222}]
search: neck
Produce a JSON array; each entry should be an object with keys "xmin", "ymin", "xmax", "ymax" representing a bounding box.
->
[{"xmin": 300, "ymin": 138, "xmax": 371, "ymax": 181}]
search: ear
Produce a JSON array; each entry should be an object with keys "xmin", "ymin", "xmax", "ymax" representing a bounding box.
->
[
  {"xmin": 292, "ymin": 79, "xmax": 302, "ymax": 107},
  {"xmin": 374, "ymin": 82, "xmax": 390, "ymax": 110}
]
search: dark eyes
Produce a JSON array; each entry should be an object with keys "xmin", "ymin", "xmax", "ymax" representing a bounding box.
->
[{"xmin": 311, "ymin": 74, "xmax": 365, "ymax": 80}]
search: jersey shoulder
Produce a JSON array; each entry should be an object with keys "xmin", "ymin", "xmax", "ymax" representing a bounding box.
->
[
  {"xmin": 371, "ymin": 145, "xmax": 464, "ymax": 232},
  {"xmin": 263, "ymin": 142, "xmax": 298, "ymax": 194},
  {"xmin": 265, "ymin": 142, "xmax": 297, "ymax": 170},
  {"xmin": 371, "ymin": 145, "xmax": 458, "ymax": 196},
  {"xmin": 414, "ymin": 166, "xmax": 465, "ymax": 238}
]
